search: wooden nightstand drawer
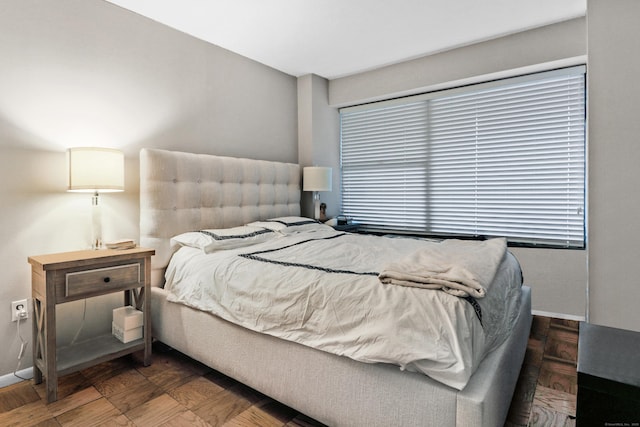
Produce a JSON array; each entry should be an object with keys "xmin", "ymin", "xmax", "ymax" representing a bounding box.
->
[{"xmin": 65, "ymin": 263, "xmax": 141, "ymax": 297}]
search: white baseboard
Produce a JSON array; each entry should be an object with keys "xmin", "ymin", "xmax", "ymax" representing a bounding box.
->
[
  {"xmin": 0, "ymin": 367, "xmax": 33, "ymax": 388},
  {"xmin": 532, "ymin": 310, "xmax": 585, "ymax": 322}
]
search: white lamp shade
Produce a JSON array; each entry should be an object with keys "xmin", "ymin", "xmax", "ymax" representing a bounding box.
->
[
  {"xmin": 303, "ymin": 167, "xmax": 332, "ymax": 192},
  {"xmin": 67, "ymin": 147, "xmax": 124, "ymax": 192}
]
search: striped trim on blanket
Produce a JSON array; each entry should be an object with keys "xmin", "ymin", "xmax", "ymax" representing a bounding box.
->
[
  {"xmin": 239, "ymin": 234, "xmax": 483, "ymax": 325},
  {"xmin": 200, "ymin": 228, "xmax": 274, "ymax": 240}
]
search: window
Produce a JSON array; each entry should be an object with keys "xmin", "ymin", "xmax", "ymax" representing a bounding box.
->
[{"xmin": 340, "ymin": 66, "xmax": 586, "ymax": 248}]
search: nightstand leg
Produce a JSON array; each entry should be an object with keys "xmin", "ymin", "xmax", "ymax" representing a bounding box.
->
[
  {"xmin": 44, "ymin": 290, "xmax": 58, "ymax": 402},
  {"xmin": 143, "ymin": 286, "xmax": 151, "ymax": 366},
  {"xmin": 32, "ymin": 293, "xmax": 57, "ymax": 402},
  {"xmin": 32, "ymin": 298, "xmax": 43, "ymax": 385},
  {"xmin": 125, "ymin": 287, "xmax": 151, "ymax": 366}
]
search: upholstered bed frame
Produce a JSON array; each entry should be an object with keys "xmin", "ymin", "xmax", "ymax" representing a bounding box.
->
[{"xmin": 140, "ymin": 148, "xmax": 532, "ymax": 427}]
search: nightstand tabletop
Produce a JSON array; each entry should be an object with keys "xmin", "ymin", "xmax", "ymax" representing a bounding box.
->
[{"xmin": 28, "ymin": 247, "xmax": 155, "ymax": 270}]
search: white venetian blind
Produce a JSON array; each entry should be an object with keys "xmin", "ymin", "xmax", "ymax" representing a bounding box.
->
[
  {"xmin": 341, "ymin": 101, "xmax": 429, "ymax": 231},
  {"xmin": 340, "ymin": 66, "xmax": 586, "ymax": 248}
]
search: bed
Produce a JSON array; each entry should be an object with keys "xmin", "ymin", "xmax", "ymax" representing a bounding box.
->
[{"xmin": 140, "ymin": 148, "xmax": 532, "ymax": 427}]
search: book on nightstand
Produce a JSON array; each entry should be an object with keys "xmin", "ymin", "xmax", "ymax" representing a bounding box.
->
[{"xmin": 105, "ymin": 239, "xmax": 136, "ymax": 250}]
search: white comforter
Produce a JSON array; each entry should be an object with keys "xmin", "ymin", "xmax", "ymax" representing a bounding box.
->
[{"xmin": 164, "ymin": 226, "xmax": 522, "ymax": 390}]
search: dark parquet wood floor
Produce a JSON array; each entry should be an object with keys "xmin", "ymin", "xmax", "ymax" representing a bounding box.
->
[
  {"xmin": 0, "ymin": 315, "xmax": 578, "ymax": 426},
  {"xmin": 506, "ymin": 316, "xmax": 578, "ymax": 427}
]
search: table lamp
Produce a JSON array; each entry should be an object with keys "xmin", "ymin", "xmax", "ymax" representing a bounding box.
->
[
  {"xmin": 67, "ymin": 147, "xmax": 124, "ymax": 249},
  {"xmin": 303, "ymin": 166, "xmax": 332, "ymax": 220}
]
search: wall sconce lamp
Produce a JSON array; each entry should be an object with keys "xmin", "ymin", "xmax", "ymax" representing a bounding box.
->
[
  {"xmin": 67, "ymin": 147, "xmax": 124, "ymax": 249},
  {"xmin": 303, "ymin": 166, "xmax": 332, "ymax": 220}
]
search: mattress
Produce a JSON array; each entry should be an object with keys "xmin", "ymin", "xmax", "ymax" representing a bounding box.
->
[{"xmin": 163, "ymin": 220, "xmax": 523, "ymax": 390}]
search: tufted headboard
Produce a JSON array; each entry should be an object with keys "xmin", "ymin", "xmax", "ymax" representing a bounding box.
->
[{"xmin": 139, "ymin": 148, "xmax": 301, "ymax": 286}]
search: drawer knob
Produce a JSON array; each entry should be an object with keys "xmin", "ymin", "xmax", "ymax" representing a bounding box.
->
[{"xmin": 103, "ymin": 277, "xmax": 111, "ymax": 283}]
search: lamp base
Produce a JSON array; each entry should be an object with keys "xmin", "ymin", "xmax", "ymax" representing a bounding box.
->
[
  {"xmin": 313, "ymin": 192, "xmax": 321, "ymax": 220},
  {"xmin": 91, "ymin": 192, "xmax": 103, "ymax": 250}
]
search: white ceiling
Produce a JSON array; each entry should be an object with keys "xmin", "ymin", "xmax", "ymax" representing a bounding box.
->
[{"xmin": 104, "ymin": 0, "xmax": 586, "ymax": 79}]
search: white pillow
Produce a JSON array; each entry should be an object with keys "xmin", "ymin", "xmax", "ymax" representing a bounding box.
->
[
  {"xmin": 246, "ymin": 221, "xmax": 288, "ymax": 232},
  {"xmin": 248, "ymin": 216, "xmax": 332, "ymax": 234},
  {"xmin": 170, "ymin": 232, "xmax": 213, "ymax": 252},
  {"xmin": 171, "ymin": 225, "xmax": 277, "ymax": 253}
]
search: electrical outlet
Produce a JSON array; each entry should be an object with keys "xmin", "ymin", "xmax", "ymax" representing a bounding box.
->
[{"xmin": 11, "ymin": 299, "xmax": 28, "ymax": 322}]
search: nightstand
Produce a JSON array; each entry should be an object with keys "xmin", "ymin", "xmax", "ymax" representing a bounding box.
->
[
  {"xmin": 576, "ymin": 322, "xmax": 640, "ymax": 426},
  {"xmin": 28, "ymin": 247, "xmax": 155, "ymax": 403},
  {"xmin": 332, "ymin": 223, "xmax": 360, "ymax": 232}
]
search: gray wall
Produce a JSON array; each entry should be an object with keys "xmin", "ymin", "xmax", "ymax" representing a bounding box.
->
[
  {"xmin": 297, "ymin": 75, "xmax": 341, "ymax": 219},
  {"xmin": 330, "ymin": 18, "xmax": 587, "ymax": 107},
  {"xmin": 587, "ymin": 0, "xmax": 640, "ymax": 332},
  {"xmin": 0, "ymin": 0, "xmax": 297, "ymax": 378},
  {"xmin": 326, "ymin": 18, "xmax": 589, "ymax": 320}
]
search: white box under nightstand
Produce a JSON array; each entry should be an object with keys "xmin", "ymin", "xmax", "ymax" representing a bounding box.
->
[{"xmin": 112, "ymin": 305, "xmax": 143, "ymax": 343}]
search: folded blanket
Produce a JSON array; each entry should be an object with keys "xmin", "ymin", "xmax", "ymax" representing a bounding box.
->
[{"xmin": 378, "ymin": 238, "xmax": 507, "ymax": 298}]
